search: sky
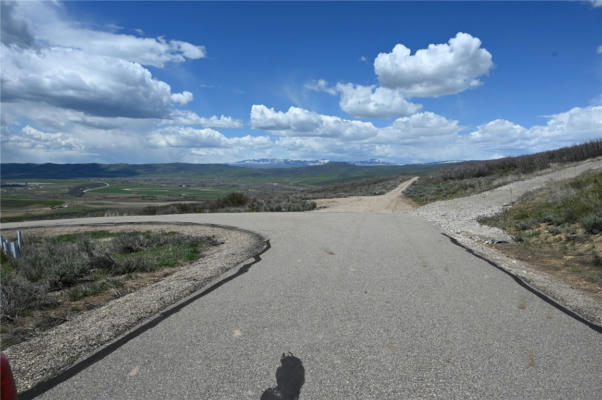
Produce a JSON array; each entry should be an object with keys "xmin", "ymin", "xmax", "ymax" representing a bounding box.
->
[{"xmin": 1, "ymin": 0, "xmax": 601, "ymax": 164}]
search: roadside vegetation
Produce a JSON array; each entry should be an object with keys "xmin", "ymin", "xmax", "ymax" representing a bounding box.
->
[
  {"xmin": 405, "ymin": 140, "xmax": 602, "ymax": 205},
  {"xmin": 0, "ymin": 230, "xmax": 219, "ymax": 348},
  {"xmin": 478, "ymin": 170, "xmax": 602, "ymax": 289}
]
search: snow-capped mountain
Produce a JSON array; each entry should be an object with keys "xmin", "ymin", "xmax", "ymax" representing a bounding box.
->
[
  {"xmin": 230, "ymin": 158, "xmax": 407, "ymax": 168},
  {"xmin": 230, "ymin": 159, "xmax": 330, "ymax": 168},
  {"xmin": 352, "ymin": 159, "xmax": 397, "ymax": 166}
]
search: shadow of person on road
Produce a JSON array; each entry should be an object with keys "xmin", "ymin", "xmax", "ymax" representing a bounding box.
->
[{"xmin": 260, "ymin": 353, "xmax": 305, "ymax": 400}]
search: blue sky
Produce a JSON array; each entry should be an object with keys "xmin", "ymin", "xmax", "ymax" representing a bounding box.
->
[{"xmin": 1, "ymin": 1, "xmax": 601, "ymax": 164}]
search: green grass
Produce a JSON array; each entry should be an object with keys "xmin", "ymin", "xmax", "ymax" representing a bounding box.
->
[
  {"xmin": 88, "ymin": 182, "xmax": 232, "ymax": 199},
  {"xmin": 0, "ymin": 204, "xmax": 105, "ymax": 223},
  {"xmin": 51, "ymin": 230, "xmax": 116, "ymax": 243},
  {"xmin": 1, "ymin": 250, "xmax": 15, "ymax": 276},
  {"xmin": 480, "ymin": 171, "xmax": 602, "ymax": 232},
  {"xmin": 113, "ymin": 242, "xmax": 201, "ymax": 270},
  {"xmin": 0, "ymin": 198, "xmax": 64, "ymax": 209}
]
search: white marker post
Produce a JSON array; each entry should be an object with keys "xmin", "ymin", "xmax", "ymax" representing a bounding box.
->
[{"xmin": 10, "ymin": 242, "xmax": 18, "ymax": 258}]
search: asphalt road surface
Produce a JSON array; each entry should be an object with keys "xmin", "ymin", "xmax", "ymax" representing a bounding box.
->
[{"xmin": 10, "ymin": 212, "xmax": 601, "ymax": 399}]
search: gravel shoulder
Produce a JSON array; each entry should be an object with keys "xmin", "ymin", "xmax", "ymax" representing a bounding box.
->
[
  {"xmin": 411, "ymin": 158, "xmax": 602, "ymax": 326},
  {"xmin": 2, "ymin": 222, "xmax": 266, "ymax": 393}
]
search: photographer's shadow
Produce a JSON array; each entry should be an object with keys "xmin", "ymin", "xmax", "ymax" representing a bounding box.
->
[{"xmin": 260, "ymin": 353, "xmax": 305, "ymax": 400}]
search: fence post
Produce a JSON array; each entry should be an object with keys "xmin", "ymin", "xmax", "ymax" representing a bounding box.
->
[
  {"xmin": 9, "ymin": 242, "xmax": 19, "ymax": 258},
  {"xmin": 17, "ymin": 231, "xmax": 23, "ymax": 250}
]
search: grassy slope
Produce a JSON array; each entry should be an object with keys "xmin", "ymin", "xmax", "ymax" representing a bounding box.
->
[
  {"xmin": 405, "ymin": 140, "xmax": 602, "ymax": 205},
  {"xmin": 479, "ymin": 171, "xmax": 602, "ymax": 287}
]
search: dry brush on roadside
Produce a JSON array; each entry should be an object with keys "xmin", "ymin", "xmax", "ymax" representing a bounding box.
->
[
  {"xmin": 406, "ymin": 140, "xmax": 602, "ymax": 205},
  {"xmin": 0, "ymin": 230, "xmax": 219, "ymax": 348}
]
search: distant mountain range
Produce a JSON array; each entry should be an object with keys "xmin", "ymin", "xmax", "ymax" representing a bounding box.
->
[
  {"xmin": 0, "ymin": 161, "xmax": 446, "ymax": 180},
  {"xmin": 229, "ymin": 159, "xmax": 330, "ymax": 168},
  {"xmin": 231, "ymin": 158, "xmax": 399, "ymax": 168}
]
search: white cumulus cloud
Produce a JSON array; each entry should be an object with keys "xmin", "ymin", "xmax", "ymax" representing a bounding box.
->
[
  {"xmin": 170, "ymin": 91, "xmax": 194, "ymax": 106},
  {"xmin": 467, "ymin": 106, "xmax": 602, "ymax": 154},
  {"xmin": 336, "ymin": 83, "xmax": 423, "ymax": 118},
  {"xmin": 1, "ymin": 44, "xmax": 180, "ymax": 119},
  {"xmin": 374, "ymin": 32, "xmax": 493, "ymax": 97},
  {"xmin": 0, "ymin": 1, "xmax": 204, "ymax": 119},
  {"xmin": 250, "ymin": 105, "xmax": 378, "ymax": 140},
  {"xmin": 20, "ymin": 125, "xmax": 83, "ymax": 151},
  {"xmin": 11, "ymin": 1, "xmax": 206, "ymax": 67},
  {"xmin": 148, "ymin": 127, "xmax": 272, "ymax": 149}
]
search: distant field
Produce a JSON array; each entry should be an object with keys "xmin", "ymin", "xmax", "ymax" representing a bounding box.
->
[
  {"xmin": 0, "ymin": 162, "xmax": 444, "ymax": 222},
  {"xmin": 1, "ymin": 198, "xmax": 64, "ymax": 209},
  {"xmin": 89, "ymin": 182, "xmax": 234, "ymax": 199}
]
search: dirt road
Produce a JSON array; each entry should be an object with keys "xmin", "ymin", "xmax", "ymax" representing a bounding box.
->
[{"xmin": 314, "ymin": 177, "xmax": 418, "ymax": 212}]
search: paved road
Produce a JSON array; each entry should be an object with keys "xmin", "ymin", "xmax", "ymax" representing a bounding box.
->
[{"xmin": 9, "ymin": 212, "xmax": 601, "ymax": 399}]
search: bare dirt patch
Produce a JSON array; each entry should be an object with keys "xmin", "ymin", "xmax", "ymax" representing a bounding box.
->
[{"xmin": 488, "ymin": 234, "xmax": 602, "ymax": 301}]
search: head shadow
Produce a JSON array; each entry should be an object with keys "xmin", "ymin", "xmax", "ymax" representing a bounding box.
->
[{"xmin": 260, "ymin": 353, "xmax": 305, "ymax": 400}]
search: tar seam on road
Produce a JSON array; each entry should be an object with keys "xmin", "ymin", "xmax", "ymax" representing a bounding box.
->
[
  {"xmin": 442, "ymin": 233, "xmax": 602, "ymax": 334},
  {"xmin": 19, "ymin": 239, "xmax": 272, "ymax": 400}
]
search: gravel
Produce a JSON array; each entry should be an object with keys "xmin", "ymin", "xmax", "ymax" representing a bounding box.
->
[
  {"xmin": 410, "ymin": 157, "xmax": 602, "ymax": 326},
  {"xmin": 2, "ymin": 222, "xmax": 266, "ymax": 393}
]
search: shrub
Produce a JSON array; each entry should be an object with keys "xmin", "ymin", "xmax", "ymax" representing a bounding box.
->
[
  {"xmin": 110, "ymin": 232, "xmax": 153, "ymax": 254},
  {"xmin": 514, "ymin": 219, "xmax": 537, "ymax": 231},
  {"xmin": 67, "ymin": 281, "xmax": 109, "ymax": 301},
  {"xmin": 216, "ymin": 192, "xmax": 249, "ymax": 208},
  {"xmin": 541, "ymin": 212, "xmax": 565, "ymax": 226},
  {"xmin": 0, "ymin": 274, "xmax": 47, "ymax": 319},
  {"xmin": 580, "ymin": 212, "xmax": 602, "ymax": 234},
  {"xmin": 15, "ymin": 239, "xmax": 89, "ymax": 289},
  {"xmin": 112, "ymin": 255, "xmax": 149, "ymax": 274}
]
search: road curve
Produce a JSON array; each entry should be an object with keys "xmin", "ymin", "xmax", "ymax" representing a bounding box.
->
[{"xmin": 5, "ymin": 212, "xmax": 601, "ymax": 400}]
